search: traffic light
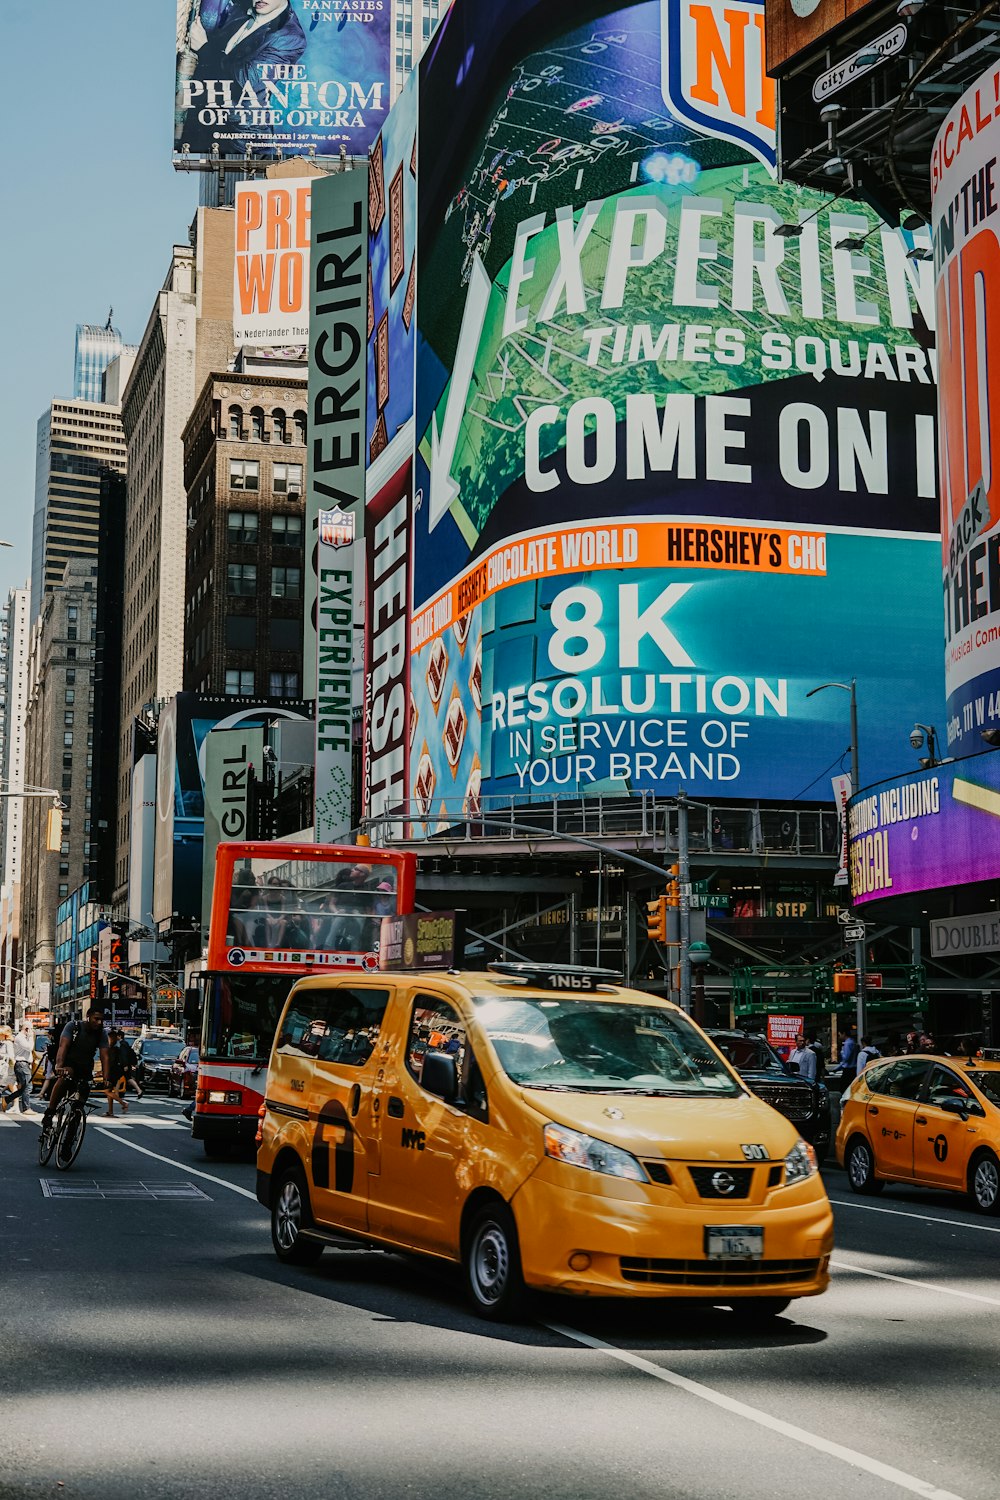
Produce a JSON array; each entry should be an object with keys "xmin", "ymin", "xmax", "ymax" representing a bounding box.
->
[
  {"xmin": 45, "ymin": 807, "xmax": 63, "ymax": 851},
  {"xmin": 645, "ymin": 896, "xmax": 668, "ymax": 943},
  {"xmin": 666, "ymin": 863, "xmax": 680, "ymax": 908}
]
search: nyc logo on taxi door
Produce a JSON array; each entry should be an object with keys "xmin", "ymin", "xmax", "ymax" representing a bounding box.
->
[{"xmin": 661, "ymin": 0, "xmax": 777, "ymax": 173}]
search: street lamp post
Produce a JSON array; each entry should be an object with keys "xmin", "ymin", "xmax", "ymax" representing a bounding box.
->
[{"xmin": 806, "ymin": 678, "xmax": 867, "ymax": 1043}]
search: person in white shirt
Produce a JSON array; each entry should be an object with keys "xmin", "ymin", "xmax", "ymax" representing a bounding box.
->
[
  {"xmin": 789, "ymin": 1032, "xmax": 818, "ymax": 1082},
  {"xmin": 3, "ymin": 1022, "xmax": 35, "ymax": 1113}
]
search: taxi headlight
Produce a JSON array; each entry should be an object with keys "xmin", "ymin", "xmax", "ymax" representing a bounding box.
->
[
  {"xmin": 543, "ymin": 1122, "xmax": 646, "ymax": 1182},
  {"xmin": 785, "ymin": 1138, "xmax": 818, "ymax": 1186}
]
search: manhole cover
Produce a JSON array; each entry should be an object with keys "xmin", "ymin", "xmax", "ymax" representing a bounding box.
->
[{"xmin": 40, "ymin": 1180, "xmax": 211, "ymax": 1201}]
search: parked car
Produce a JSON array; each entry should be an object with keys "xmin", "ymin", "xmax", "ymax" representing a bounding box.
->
[
  {"xmin": 168, "ymin": 1045, "xmax": 199, "ymax": 1099},
  {"xmin": 138, "ymin": 1036, "xmax": 183, "ymax": 1091},
  {"xmin": 706, "ymin": 1029, "xmax": 832, "ymax": 1164}
]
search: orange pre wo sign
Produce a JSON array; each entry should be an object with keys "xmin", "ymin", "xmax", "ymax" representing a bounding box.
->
[{"xmin": 233, "ymin": 178, "xmax": 314, "ymax": 345}]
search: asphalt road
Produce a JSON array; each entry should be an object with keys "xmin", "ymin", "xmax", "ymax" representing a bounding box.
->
[{"xmin": 2, "ymin": 1092, "xmax": 998, "ymax": 1500}]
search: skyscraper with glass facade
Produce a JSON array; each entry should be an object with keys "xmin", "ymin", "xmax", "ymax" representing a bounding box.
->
[
  {"xmin": 73, "ymin": 323, "xmax": 133, "ymax": 403},
  {"xmin": 392, "ymin": 0, "xmax": 453, "ymax": 101}
]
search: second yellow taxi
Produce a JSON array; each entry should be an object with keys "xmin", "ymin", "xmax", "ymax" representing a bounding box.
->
[{"xmin": 837, "ymin": 1050, "xmax": 1000, "ymax": 1213}]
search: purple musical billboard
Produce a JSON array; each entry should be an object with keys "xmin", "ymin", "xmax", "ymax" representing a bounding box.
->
[{"xmin": 849, "ymin": 750, "xmax": 1000, "ymax": 905}]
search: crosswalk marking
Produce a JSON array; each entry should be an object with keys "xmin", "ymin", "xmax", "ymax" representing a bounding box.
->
[{"xmin": 0, "ymin": 1113, "xmax": 187, "ymax": 1132}]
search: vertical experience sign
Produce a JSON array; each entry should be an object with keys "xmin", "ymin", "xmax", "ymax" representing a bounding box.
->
[{"xmin": 306, "ymin": 168, "xmax": 369, "ymax": 843}]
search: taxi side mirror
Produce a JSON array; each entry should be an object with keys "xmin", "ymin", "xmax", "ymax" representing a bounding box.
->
[
  {"xmin": 784, "ymin": 1060, "xmax": 799, "ymax": 1075},
  {"xmin": 939, "ymin": 1097, "xmax": 967, "ymax": 1117},
  {"xmin": 422, "ymin": 1050, "xmax": 459, "ymax": 1104}
]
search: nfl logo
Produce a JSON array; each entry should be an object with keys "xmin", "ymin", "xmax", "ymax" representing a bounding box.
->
[
  {"xmin": 319, "ymin": 506, "xmax": 356, "ymax": 549},
  {"xmin": 661, "ymin": 0, "xmax": 776, "ymax": 173}
]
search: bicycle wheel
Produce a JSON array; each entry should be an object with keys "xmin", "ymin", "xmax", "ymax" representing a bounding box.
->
[
  {"xmin": 55, "ymin": 1106, "xmax": 86, "ymax": 1170},
  {"xmin": 38, "ymin": 1107, "xmax": 62, "ymax": 1166}
]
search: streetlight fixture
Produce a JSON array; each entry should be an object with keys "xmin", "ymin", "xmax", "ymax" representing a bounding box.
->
[{"xmin": 806, "ymin": 678, "xmax": 867, "ymax": 1040}]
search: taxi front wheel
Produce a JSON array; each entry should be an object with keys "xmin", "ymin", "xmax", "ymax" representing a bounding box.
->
[
  {"xmin": 969, "ymin": 1150, "xmax": 1000, "ymax": 1215},
  {"xmin": 271, "ymin": 1164, "xmax": 324, "ymax": 1266},
  {"xmin": 464, "ymin": 1202, "xmax": 527, "ymax": 1321},
  {"xmin": 846, "ymin": 1136, "xmax": 883, "ymax": 1195}
]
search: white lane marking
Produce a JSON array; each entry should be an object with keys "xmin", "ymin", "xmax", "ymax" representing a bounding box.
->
[
  {"xmin": 831, "ymin": 1258, "xmax": 1000, "ymax": 1307},
  {"xmin": 94, "ymin": 1130, "xmax": 259, "ymax": 1201},
  {"xmin": 830, "ymin": 1197, "xmax": 1000, "ymax": 1236},
  {"xmin": 547, "ymin": 1322, "xmax": 965, "ymax": 1500}
]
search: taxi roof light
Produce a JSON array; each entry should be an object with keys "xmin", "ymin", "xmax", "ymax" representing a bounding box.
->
[{"xmin": 487, "ymin": 961, "xmax": 621, "ymax": 992}]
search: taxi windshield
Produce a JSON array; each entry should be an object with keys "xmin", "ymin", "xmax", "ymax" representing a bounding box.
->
[
  {"xmin": 966, "ymin": 1071, "xmax": 1000, "ymax": 1107},
  {"xmin": 474, "ymin": 996, "xmax": 741, "ymax": 1096}
]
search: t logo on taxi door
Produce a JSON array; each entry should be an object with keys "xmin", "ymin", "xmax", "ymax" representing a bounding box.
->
[{"xmin": 402, "ymin": 1127, "xmax": 426, "ymax": 1151}]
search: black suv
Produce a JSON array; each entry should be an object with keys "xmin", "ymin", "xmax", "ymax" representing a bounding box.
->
[{"xmin": 706, "ymin": 1029, "xmax": 832, "ymax": 1164}]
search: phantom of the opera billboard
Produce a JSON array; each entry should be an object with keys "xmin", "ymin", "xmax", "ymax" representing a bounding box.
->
[
  {"xmin": 932, "ymin": 58, "xmax": 1000, "ymax": 751},
  {"xmin": 385, "ymin": 0, "xmax": 943, "ymax": 833},
  {"xmin": 174, "ymin": 0, "xmax": 390, "ymax": 159}
]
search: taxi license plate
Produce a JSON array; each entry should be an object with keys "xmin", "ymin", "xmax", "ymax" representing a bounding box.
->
[{"xmin": 705, "ymin": 1226, "xmax": 763, "ymax": 1260}]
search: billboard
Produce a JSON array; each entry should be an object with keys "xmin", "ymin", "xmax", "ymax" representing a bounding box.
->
[
  {"xmin": 234, "ymin": 177, "xmax": 314, "ymax": 346},
  {"xmin": 407, "ymin": 0, "xmax": 941, "ymax": 831},
  {"xmin": 365, "ymin": 69, "xmax": 419, "ymax": 470},
  {"xmin": 174, "ymin": 0, "xmax": 390, "ymax": 159},
  {"xmin": 849, "ymin": 751, "xmax": 1000, "ymax": 905},
  {"xmin": 153, "ymin": 694, "xmax": 311, "ymax": 926},
  {"xmin": 932, "ymin": 62, "xmax": 1000, "ymax": 751},
  {"xmin": 764, "ymin": 0, "xmax": 883, "ymax": 77},
  {"xmin": 306, "ymin": 170, "xmax": 369, "ymax": 835}
]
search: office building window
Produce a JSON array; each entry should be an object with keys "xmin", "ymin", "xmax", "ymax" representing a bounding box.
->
[
  {"xmin": 271, "ymin": 566, "xmax": 301, "ymax": 599},
  {"xmin": 230, "ymin": 459, "xmax": 259, "ymax": 490},
  {"xmin": 59, "ymin": 884, "xmax": 68, "ymax": 898},
  {"xmin": 225, "ymin": 615, "xmax": 256, "ymax": 649},
  {"xmin": 269, "ymin": 618, "xmax": 299, "ymax": 650},
  {"xmin": 272, "ymin": 409, "xmax": 287, "ymax": 443},
  {"xmin": 293, "ymin": 410, "xmax": 307, "ymax": 444},
  {"xmin": 227, "ymin": 511, "xmax": 259, "ymax": 545},
  {"xmin": 227, "ymin": 563, "xmax": 257, "ymax": 596},
  {"xmin": 269, "ymin": 671, "xmax": 300, "ymax": 697},
  {"xmin": 65, "ymin": 688, "xmax": 75, "ymax": 703},
  {"xmin": 62, "ymin": 773, "xmax": 72, "ymax": 790},
  {"xmin": 229, "ymin": 405, "xmax": 243, "ymax": 439},
  {"xmin": 251, "ymin": 407, "xmax": 265, "ymax": 441},
  {"xmin": 273, "ymin": 463, "xmax": 303, "ymax": 495},
  {"xmin": 64, "ymin": 731, "xmax": 73, "ymax": 748},
  {"xmin": 225, "ymin": 669, "xmax": 255, "ymax": 695},
  {"xmin": 66, "ymin": 670, "xmax": 75, "ymax": 684},
  {"xmin": 272, "ymin": 514, "xmax": 303, "ymax": 541}
]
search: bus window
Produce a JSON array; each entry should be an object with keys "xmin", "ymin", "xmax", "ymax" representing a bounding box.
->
[{"xmin": 225, "ymin": 858, "xmax": 398, "ymax": 956}]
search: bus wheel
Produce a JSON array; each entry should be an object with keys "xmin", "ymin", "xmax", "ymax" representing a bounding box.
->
[{"xmin": 272, "ymin": 1164, "xmax": 323, "ymax": 1266}]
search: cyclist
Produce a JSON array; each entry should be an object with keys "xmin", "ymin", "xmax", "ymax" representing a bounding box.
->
[{"xmin": 41, "ymin": 1009, "xmax": 112, "ymax": 1127}]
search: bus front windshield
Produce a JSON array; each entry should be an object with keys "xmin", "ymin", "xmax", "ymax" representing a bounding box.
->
[
  {"xmin": 474, "ymin": 996, "xmax": 742, "ymax": 1096},
  {"xmin": 202, "ymin": 975, "xmax": 293, "ymax": 1063}
]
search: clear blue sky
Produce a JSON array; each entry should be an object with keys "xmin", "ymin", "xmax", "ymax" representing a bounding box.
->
[{"xmin": 0, "ymin": 1, "xmax": 198, "ymax": 605}]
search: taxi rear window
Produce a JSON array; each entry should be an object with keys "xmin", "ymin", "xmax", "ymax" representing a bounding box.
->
[{"xmin": 473, "ymin": 994, "xmax": 740, "ymax": 1096}]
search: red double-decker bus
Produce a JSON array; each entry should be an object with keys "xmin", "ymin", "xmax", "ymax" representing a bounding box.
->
[{"xmin": 193, "ymin": 841, "xmax": 416, "ymax": 1156}]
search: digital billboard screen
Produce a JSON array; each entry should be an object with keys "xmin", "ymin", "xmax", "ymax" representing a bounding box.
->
[
  {"xmin": 175, "ymin": 0, "xmax": 390, "ymax": 159},
  {"xmin": 407, "ymin": 0, "xmax": 942, "ymax": 832},
  {"xmin": 849, "ymin": 751, "xmax": 1000, "ymax": 905},
  {"xmin": 932, "ymin": 60, "xmax": 1000, "ymax": 752}
]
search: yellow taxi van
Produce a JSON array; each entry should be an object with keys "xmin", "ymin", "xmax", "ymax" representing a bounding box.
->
[
  {"xmin": 256, "ymin": 962, "xmax": 833, "ymax": 1320},
  {"xmin": 837, "ymin": 1049, "xmax": 1000, "ymax": 1213}
]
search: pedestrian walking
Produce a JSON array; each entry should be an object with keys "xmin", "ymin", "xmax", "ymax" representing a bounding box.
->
[
  {"xmin": 839, "ymin": 1026, "xmax": 859, "ymax": 1075},
  {"xmin": 789, "ymin": 1032, "xmax": 818, "ymax": 1082},
  {"xmin": 103, "ymin": 1029, "xmax": 131, "ymax": 1117},
  {"xmin": 857, "ymin": 1036, "xmax": 882, "ymax": 1073},
  {"xmin": 807, "ymin": 1031, "xmax": 827, "ymax": 1081},
  {"xmin": 38, "ymin": 1033, "xmax": 60, "ymax": 1101},
  {"xmin": 0, "ymin": 1026, "xmax": 16, "ymax": 1111},
  {"xmin": 118, "ymin": 1033, "xmax": 143, "ymax": 1099},
  {"xmin": 5, "ymin": 1021, "xmax": 35, "ymax": 1113}
]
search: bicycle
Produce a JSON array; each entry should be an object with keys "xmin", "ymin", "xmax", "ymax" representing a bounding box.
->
[{"xmin": 38, "ymin": 1076, "xmax": 94, "ymax": 1171}]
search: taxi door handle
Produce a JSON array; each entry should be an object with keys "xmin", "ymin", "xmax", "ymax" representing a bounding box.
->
[
  {"xmin": 349, "ymin": 1084, "xmax": 361, "ymax": 1117},
  {"xmin": 869, "ymin": 1106, "xmax": 879, "ymax": 1115},
  {"xmin": 387, "ymin": 1096, "xmax": 404, "ymax": 1118},
  {"xmin": 915, "ymin": 1115, "xmax": 927, "ymax": 1125}
]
